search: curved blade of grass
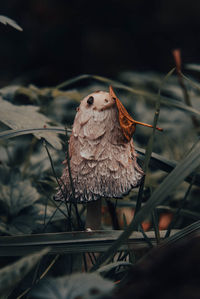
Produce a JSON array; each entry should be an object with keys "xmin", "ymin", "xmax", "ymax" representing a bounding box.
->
[
  {"xmin": 165, "ymin": 177, "xmax": 194, "ymax": 238},
  {"xmin": 0, "ymin": 127, "xmax": 70, "ymax": 139},
  {"xmin": 156, "ymin": 205, "xmax": 200, "ymax": 221},
  {"xmin": 185, "ymin": 63, "xmax": 200, "ymax": 73},
  {"xmin": 91, "ymin": 139, "xmax": 200, "ymax": 271},
  {"xmin": 134, "ymin": 69, "xmax": 174, "ymax": 246},
  {"xmin": 56, "ymin": 73, "xmax": 200, "ymax": 118},
  {"xmin": 160, "ymin": 219, "xmax": 200, "ymax": 248},
  {"xmin": 136, "ymin": 147, "xmax": 200, "ymax": 187},
  {"xmin": 0, "ymin": 230, "xmax": 176, "ymax": 256},
  {"xmin": 0, "ymin": 15, "xmax": 23, "ymax": 31},
  {"xmin": 144, "ymin": 68, "xmax": 175, "ymax": 172},
  {"xmin": 135, "ymin": 68, "xmax": 175, "ymax": 215},
  {"xmin": 180, "ymin": 71, "xmax": 200, "ymax": 92}
]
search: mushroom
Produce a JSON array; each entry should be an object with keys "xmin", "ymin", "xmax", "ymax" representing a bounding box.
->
[{"xmin": 55, "ymin": 86, "xmax": 162, "ymax": 230}]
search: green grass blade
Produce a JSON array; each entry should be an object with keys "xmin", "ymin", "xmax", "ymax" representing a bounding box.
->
[
  {"xmin": 160, "ymin": 220, "xmax": 200, "ymax": 248},
  {"xmin": 135, "ymin": 69, "xmax": 174, "ymax": 215},
  {"xmin": 156, "ymin": 206, "xmax": 200, "ymax": 221},
  {"xmin": 56, "ymin": 73, "xmax": 200, "ymax": 118},
  {"xmin": 0, "ymin": 127, "xmax": 70, "ymax": 139},
  {"xmin": 0, "ymin": 230, "xmax": 177, "ymax": 256},
  {"xmin": 136, "ymin": 147, "xmax": 200, "ymax": 187}
]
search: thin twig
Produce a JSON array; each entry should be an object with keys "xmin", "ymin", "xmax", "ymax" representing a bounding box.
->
[
  {"xmin": 43, "ymin": 138, "xmax": 67, "ymax": 203},
  {"xmin": 42, "ymin": 201, "xmax": 64, "ymax": 232},
  {"xmin": 42, "ymin": 138, "xmax": 74, "ymax": 230}
]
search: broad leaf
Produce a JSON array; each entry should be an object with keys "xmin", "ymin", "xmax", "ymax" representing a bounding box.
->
[
  {"xmin": 30, "ymin": 272, "xmax": 114, "ymax": 299},
  {"xmin": 0, "ymin": 165, "xmax": 41, "ymax": 235},
  {"xmin": 0, "ymin": 248, "xmax": 49, "ymax": 297},
  {"xmin": 0, "ymin": 97, "xmax": 62, "ymax": 149},
  {"xmin": 0, "ymin": 179, "xmax": 40, "ymax": 216}
]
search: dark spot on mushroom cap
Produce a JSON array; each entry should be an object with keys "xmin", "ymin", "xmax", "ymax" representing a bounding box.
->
[{"xmin": 87, "ymin": 96, "xmax": 94, "ymax": 105}]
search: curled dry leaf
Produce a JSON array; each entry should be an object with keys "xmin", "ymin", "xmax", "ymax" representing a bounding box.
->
[{"xmin": 0, "ymin": 15, "xmax": 23, "ymax": 31}]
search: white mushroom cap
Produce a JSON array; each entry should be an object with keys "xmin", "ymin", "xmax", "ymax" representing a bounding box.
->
[
  {"xmin": 55, "ymin": 88, "xmax": 144, "ymax": 203},
  {"xmin": 81, "ymin": 91, "xmax": 115, "ymax": 112}
]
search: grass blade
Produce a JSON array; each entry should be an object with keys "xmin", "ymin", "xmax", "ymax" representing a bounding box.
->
[
  {"xmin": 0, "ymin": 127, "xmax": 70, "ymax": 139},
  {"xmin": 135, "ymin": 69, "xmax": 174, "ymax": 215},
  {"xmin": 56, "ymin": 73, "xmax": 200, "ymax": 118},
  {"xmin": 0, "ymin": 230, "xmax": 177, "ymax": 256},
  {"xmin": 160, "ymin": 219, "xmax": 200, "ymax": 248},
  {"xmin": 136, "ymin": 147, "xmax": 200, "ymax": 187}
]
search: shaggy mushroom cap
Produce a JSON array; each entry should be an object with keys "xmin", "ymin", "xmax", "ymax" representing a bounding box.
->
[{"xmin": 55, "ymin": 88, "xmax": 144, "ymax": 203}]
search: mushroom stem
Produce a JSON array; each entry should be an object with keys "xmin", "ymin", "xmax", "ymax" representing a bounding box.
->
[{"xmin": 85, "ymin": 199, "xmax": 102, "ymax": 230}]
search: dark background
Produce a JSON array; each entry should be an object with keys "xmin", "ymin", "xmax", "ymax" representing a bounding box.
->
[{"xmin": 1, "ymin": 0, "xmax": 200, "ymax": 87}]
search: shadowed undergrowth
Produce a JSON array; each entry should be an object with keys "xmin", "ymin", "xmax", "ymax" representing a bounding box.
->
[{"xmin": 0, "ymin": 69, "xmax": 200, "ymax": 298}]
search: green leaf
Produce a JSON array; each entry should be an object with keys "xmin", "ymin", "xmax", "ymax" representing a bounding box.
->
[
  {"xmin": 29, "ymin": 272, "xmax": 114, "ymax": 299},
  {"xmin": 9, "ymin": 214, "xmax": 37, "ymax": 235},
  {"xmin": 0, "ymin": 247, "xmax": 49, "ymax": 297},
  {"xmin": 0, "ymin": 97, "xmax": 62, "ymax": 149},
  {"xmin": 0, "ymin": 179, "xmax": 40, "ymax": 216},
  {"xmin": 0, "ymin": 165, "xmax": 41, "ymax": 235}
]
